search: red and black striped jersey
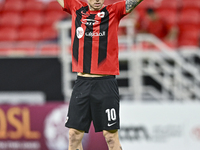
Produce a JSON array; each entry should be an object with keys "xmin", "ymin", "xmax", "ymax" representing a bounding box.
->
[{"xmin": 63, "ymin": 0, "xmax": 128, "ymax": 75}]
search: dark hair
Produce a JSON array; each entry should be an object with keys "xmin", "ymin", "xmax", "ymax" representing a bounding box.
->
[{"xmin": 146, "ymin": 8, "xmax": 155, "ymax": 14}]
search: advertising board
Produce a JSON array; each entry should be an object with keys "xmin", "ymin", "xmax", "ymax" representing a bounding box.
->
[
  {"xmin": 0, "ymin": 103, "xmax": 107, "ymax": 150},
  {"xmin": 120, "ymin": 102, "xmax": 200, "ymax": 150}
]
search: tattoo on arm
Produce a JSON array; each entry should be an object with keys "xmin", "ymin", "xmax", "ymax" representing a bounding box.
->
[{"xmin": 126, "ymin": 0, "xmax": 143, "ymax": 13}]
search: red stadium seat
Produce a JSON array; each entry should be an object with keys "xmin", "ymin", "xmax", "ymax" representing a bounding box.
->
[
  {"xmin": 40, "ymin": 43, "xmax": 60, "ymax": 55},
  {"xmin": 179, "ymin": 10, "xmax": 200, "ymax": 23},
  {"xmin": 178, "ymin": 28, "xmax": 200, "ymax": 47},
  {"xmin": 178, "ymin": 9, "xmax": 200, "ymax": 47},
  {"xmin": 0, "ymin": 12, "xmax": 22, "ymax": 27},
  {"xmin": 0, "ymin": 27, "xmax": 18, "ymax": 41},
  {"xmin": 0, "ymin": 1, "xmax": 4, "ymax": 11},
  {"xmin": 157, "ymin": 0, "xmax": 179, "ymax": 11},
  {"xmin": 4, "ymin": 0, "xmax": 24, "ymax": 2},
  {"xmin": 2, "ymin": 0, "xmax": 24, "ymax": 12},
  {"xmin": 41, "ymin": 25, "xmax": 58, "ymax": 40},
  {"xmin": 18, "ymin": 26, "xmax": 41, "ymax": 41},
  {"xmin": 181, "ymin": 0, "xmax": 200, "ymax": 11},
  {"xmin": 157, "ymin": 10, "xmax": 178, "ymax": 25},
  {"xmin": 178, "ymin": 10, "xmax": 200, "ymax": 30},
  {"xmin": 21, "ymin": 11, "xmax": 44, "ymax": 27},
  {"xmin": 45, "ymin": 1, "xmax": 63, "ymax": 11},
  {"xmin": 43, "ymin": 11, "xmax": 67, "ymax": 26},
  {"xmin": 23, "ymin": 0, "xmax": 46, "ymax": 12}
]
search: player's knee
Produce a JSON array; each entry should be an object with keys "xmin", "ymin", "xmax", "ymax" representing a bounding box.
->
[
  {"xmin": 103, "ymin": 130, "xmax": 118, "ymax": 148},
  {"xmin": 68, "ymin": 128, "xmax": 84, "ymax": 144}
]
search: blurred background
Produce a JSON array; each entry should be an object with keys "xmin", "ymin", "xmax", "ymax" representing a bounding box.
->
[{"xmin": 0, "ymin": 0, "xmax": 200, "ymax": 150}]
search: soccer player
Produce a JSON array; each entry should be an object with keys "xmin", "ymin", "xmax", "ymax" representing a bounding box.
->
[{"xmin": 56, "ymin": 0, "xmax": 143, "ymax": 149}]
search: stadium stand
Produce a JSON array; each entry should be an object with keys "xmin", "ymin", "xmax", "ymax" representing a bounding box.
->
[
  {"xmin": 0, "ymin": 27, "xmax": 18, "ymax": 41},
  {"xmin": 23, "ymin": 0, "xmax": 46, "ymax": 12},
  {"xmin": 41, "ymin": 25, "xmax": 58, "ymax": 40},
  {"xmin": 178, "ymin": 9, "xmax": 200, "ymax": 47},
  {"xmin": 178, "ymin": 27, "xmax": 200, "ymax": 47},
  {"xmin": 0, "ymin": 0, "xmax": 67, "ymax": 55},
  {"xmin": 157, "ymin": 10, "xmax": 178, "ymax": 26},
  {"xmin": 40, "ymin": 43, "xmax": 60, "ymax": 55},
  {"xmin": 21, "ymin": 11, "xmax": 44, "ymax": 27},
  {"xmin": 0, "ymin": 0, "xmax": 200, "ymax": 102},
  {"xmin": 18, "ymin": 26, "xmax": 41, "ymax": 41},
  {"xmin": 181, "ymin": 0, "xmax": 200, "ymax": 11},
  {"xmin": 43, "ymin": 10, "xmax": 67, "ymax": 26},
  {"xmin": 157, "ymin": 0, "xmax": 179, "ymax": 12},
  {"xmin": 13, "ymin": 41, "xmax": 37, "ymax": 55},
  {"xmin": 0, "ymin": 12, "xmax": 22, "ymax": 27},
  {"xmin": 1, "ymin": 0, "xmax": 24, "ymax": 13},
  {"xmin": 45, "ymin": 0, "xmax": 63, "ymax": 11},
  {"xmin": 0, "ymin": 0, "xmax": 200, "ymax": 55}
]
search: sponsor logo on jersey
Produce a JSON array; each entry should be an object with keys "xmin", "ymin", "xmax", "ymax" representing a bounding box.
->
[
  {"xmin": 81, "ymin": 19, "xmax": 99, "ymax": 26},
  {"xmin": 76, "ymin": 27, "xmax": 84, "ymax": 39},
  {"xmin": 85, "ymin": 31, "xmax": 105, "ymax": 37}
]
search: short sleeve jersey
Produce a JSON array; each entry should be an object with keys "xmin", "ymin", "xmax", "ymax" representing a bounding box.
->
[{"xmin": 63, "ymin": 0, "xmax": 128, "ymax": 75}]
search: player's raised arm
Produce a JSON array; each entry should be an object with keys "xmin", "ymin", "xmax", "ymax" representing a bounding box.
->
[
  {"xmin": 126, "ymin": 0, "xmax": 143, "ymax": 13},
  {"xmin": 57, "ymin": 0, "xmax": 64, "ymax": 8}
]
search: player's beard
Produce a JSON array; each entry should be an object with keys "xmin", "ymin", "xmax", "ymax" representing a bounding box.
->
[{"xmin": 88, "ymin": 3, "xmax": 103, "ymax": 11}]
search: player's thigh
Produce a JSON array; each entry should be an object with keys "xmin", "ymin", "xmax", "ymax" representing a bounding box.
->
[
  {"xmin": 65, "ymin": 78, "xmax": 92, "ymax": 132},
  {"xmin": 91, "ymin": 77, "xmax": 120, "ymax": 132}
]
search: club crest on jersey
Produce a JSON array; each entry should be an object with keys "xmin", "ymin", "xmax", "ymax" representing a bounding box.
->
[
  {"xmin": 97, "ymin": 12, "xmax": 105, "ymax": 18},
  {"xmin": 76, "ymin": 27, "xmax": 84, "ymax": 39}
]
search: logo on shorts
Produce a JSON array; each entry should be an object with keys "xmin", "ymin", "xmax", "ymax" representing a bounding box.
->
[
  {"xmin": 108, "ymin": 122, "xmax": 117, "ymax": 127},
  {"xmin": 65, "ymin": 116, "xmax": 69, "ymax": 123},
  {"xmin": 76, "ymin": 27, "xmax": 84, "ymax": 39}
]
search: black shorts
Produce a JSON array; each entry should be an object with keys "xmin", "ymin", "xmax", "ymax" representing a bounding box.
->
[{"xmin": 65, "ymin": 75, "xmax": 120, "ymax": 133}]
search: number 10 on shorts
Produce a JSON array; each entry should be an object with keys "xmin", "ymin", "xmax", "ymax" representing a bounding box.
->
[{"xmin": 105, "ymin": 108, "xmax": 116, "ymax": 121}]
